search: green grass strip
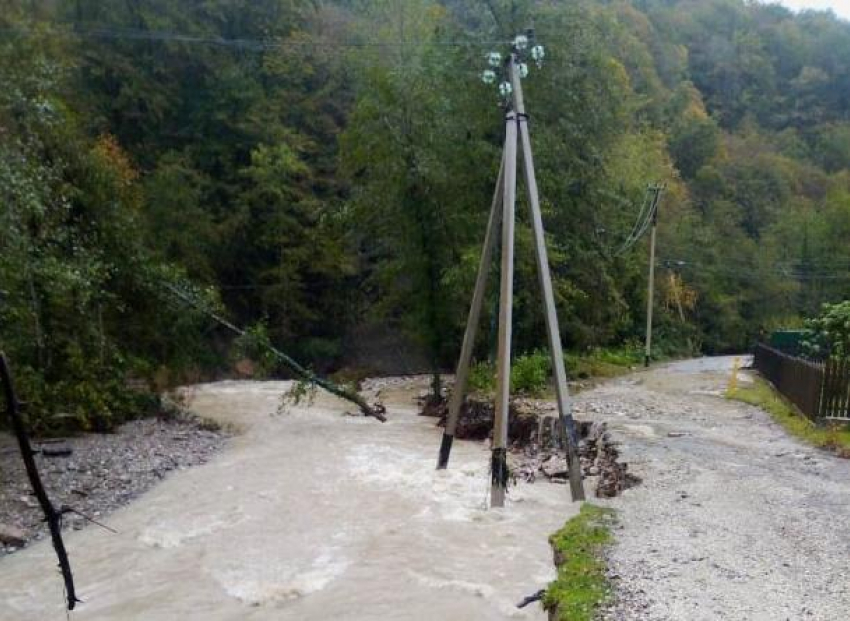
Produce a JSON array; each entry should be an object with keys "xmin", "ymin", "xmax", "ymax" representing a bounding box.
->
[
  {"xmin": 544, "ymin": 504, "xmax": 616, "ymax": 621},
  {"xmin": 727, "ymin": 377, "xmax": 850, "ymax": 458}
]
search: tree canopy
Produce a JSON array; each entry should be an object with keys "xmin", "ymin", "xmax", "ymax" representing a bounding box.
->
[{"xmin": 2, "ymin": 0, "xmax": 850, "ymax": 429}]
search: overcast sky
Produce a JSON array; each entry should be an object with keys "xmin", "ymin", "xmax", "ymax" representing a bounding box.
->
[{"xmin": 772, "ymin": 0, "xmax": 850, "ymax": 19}]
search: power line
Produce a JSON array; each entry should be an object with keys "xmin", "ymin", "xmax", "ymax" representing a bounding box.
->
[
  {"xmin": 613, "ymin": 186, "xmax": 658, "ymax": 257},
  {"xmin": 613, "ymin": 187, "xmax": 652, "ymax": 256},
  {"xmin": 0, "ymin": 24, "xmax": 508, "ymax": 51},
  {"xmin": 659, "ymin": 258, "xmax": 850, "ymax": 281}
]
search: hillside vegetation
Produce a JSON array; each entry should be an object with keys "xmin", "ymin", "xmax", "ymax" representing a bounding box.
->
[{"xmin": 2, "ymin": 0, "xmax": 850, "ymax": 430}]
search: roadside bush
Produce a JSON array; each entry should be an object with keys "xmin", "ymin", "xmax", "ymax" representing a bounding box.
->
[
  {"xmin": 467, "ymin": 360, "xmax": 496, "ymax": 393},
  {"xmin": 593, "ymin": 343, "xmax": 644, "ymax": 367},
  {"xmin": 802, "ymin": 301, "xmax": 850, "ymax": 360},
  {"xmin": 511, "ymin": 350, "xmax": 551, "ymax": 395},
  {"xmin": 565, "ymin": 344, "xmax": 642, "ymax": 380},
  {"xmin": 465, "ymin": 351, "xmax": 551, "ymax": 395}
]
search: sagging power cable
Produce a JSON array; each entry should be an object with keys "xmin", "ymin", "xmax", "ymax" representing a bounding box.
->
[{"xmin": 613, "ymin": 185, "xmax": 661, "ymax": 257}]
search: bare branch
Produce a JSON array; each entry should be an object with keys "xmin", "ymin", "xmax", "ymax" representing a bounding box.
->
[{"xmin": 0, "ymin": 353, "xmax": 80, "ymax": 611}]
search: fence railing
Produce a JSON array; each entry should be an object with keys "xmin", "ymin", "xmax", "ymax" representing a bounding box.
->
[
  {"xmin": 822, "ymin": 358, "xmax": 850, "ymax": 420},
  {"xmin": 753, "ymin": 344, "xmax": 850, "ymax": 421}
]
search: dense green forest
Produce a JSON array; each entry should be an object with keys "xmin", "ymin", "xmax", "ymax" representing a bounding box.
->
[{"xmin": 2, "ymin": 0, "xmax": 850, "ymax": 431}]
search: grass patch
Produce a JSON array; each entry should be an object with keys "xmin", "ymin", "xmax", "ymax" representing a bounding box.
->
[
  {"xmin": 467, "ymin": 350, "xmax": 552, "ymax": 397},
  {"xmin": 566, "ymin": 345, "xmax": 644, "ymax": 381},
  {"xmin": 727, "ymin": 378, "xmax": 850, "ymax": 458},
  {"xmin": 467, "ymin": 346, "xmax": 644, "ymax": 397},
  {"xmin": 565, "ymin": 354, "xmax": 632, "ymax": 381},
  {"xmin": 544, "ymin": 504, "xmax": 616, "ymax": 621}
]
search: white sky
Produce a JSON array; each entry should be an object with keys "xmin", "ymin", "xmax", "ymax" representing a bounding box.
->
[{"xmin": 772, "ymin": 0, "xmax": 850, "ymax": 20}]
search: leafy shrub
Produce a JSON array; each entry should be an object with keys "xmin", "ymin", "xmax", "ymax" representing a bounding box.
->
[
  {"xmin": 593, "ymin": 343, "xmax": 643, "ymax": 367},
  {"xmin": 231, "ymin": 323, "xmax": 280, "ymax": 378},
  {"xmin": 467, "ymin": 360, "xmax": 496, "ymax": 393},
  {"xmin": 565, "ymin": 343, "xmax": 644, "ymax": 380},
  {"xmin": 511, "ymin": 350, "xmax": 551, "ymax": 395},
  {"xmin": 465, "ymin": 352, "xmax": 551, "ymax": 396},
  {"xmin": 802, "ymin": 301, "xmax": 850, "ymax": 360}
]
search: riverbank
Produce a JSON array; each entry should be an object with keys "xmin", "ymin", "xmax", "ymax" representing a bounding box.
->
[{"xmin": 0, "ymin": 415, "xmax": 226, "ymax": 556}]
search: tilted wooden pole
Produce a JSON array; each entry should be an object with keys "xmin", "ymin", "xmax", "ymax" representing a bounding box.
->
[
  {"xmin": 510, "ymin": 56, "xmax": 585, "ymax": 502},
  {"xmin": 491, "ymin": 109, "xmax": 519, "ymax": 508},
  {"xmin": 437, "ymin": 151, "xmax": 506, "ymax": 469}
]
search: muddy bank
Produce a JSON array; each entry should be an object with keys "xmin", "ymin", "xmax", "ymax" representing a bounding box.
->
[
  {"xmin": 421, "ymin": 394, "xmax": 640, "ymax": 498},
  {"xmin": 0, "ymin": 415, "xmax": 226, "ymax": 557}
]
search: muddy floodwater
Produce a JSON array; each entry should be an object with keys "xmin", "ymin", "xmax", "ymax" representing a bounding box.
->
[{"xmin": 0, "ymin": 380, "xmax": 581, "ymax": 621}]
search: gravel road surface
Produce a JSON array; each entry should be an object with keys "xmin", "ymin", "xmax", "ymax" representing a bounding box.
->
[{"xmin": 583, "ymin": 357, "xmax": 850, "ymax": 621}]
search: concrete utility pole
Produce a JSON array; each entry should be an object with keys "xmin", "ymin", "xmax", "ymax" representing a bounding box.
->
[
  {"xmin": 436, "ymin": 156, "xmax": 505, "ymax": 469},
  {"xmin": 511, "ymin": 58, "xmax": 585, "ymax": 503},
  {"xmin": 437, "ymin": 36, "xmax": 585, "ymax": 507},
  {"xmin": 644, "ymin": 185, "xmax": 664, "ymax": 368},
  {"xmin": 491, "ymin": 107, "xmax": 518, "ymax": 507}
]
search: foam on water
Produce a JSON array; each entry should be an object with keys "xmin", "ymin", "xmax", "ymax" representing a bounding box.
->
[
  {"xmin": 219, "ymin": 548, "xmax": 350, "ymax": 607},
  {"xmin": 139, "ymin": 509, "xmax": 245, "ymax": 549}
]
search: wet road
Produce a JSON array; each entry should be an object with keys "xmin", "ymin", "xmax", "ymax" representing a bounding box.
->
[{"xmin": 590, "ymin": 357, "xmax": 850, "ymax": 620}]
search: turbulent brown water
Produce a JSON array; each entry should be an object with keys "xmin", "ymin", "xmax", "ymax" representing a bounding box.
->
[{"xmin": 0, "ymin": 380, "xmax": 581, "ymax": 620}]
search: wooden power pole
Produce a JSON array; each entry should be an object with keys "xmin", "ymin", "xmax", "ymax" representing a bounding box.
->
[
  {"xmin": 644, "ymin": 185, "xmax": 664, "ymax": 368},
  {"xmin": 437, "ymin": 39, "xmax": 585, "ymax": 507}
]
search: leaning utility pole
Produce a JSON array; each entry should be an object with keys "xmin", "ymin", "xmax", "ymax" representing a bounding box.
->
[
  {"xmin": 644, "ymin": 184, "xmax": 664, "ymax": 368},
  {"xmin": 436, "ymin": 33, "xmax": 585, "ymax": 507}
]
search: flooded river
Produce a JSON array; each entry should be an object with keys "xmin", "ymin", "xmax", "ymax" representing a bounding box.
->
[{"xmin": 0, "ymin": 380, "xmax": 579, "ymax": 620}]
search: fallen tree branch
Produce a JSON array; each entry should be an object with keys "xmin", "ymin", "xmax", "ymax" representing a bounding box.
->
[
  {"xmin": 164, "ymin": 285, "xmax": 386, "ymax": 422},
  {"xmin": 0, "ymin": 353, "xmax": 80, "ymax": 610}
]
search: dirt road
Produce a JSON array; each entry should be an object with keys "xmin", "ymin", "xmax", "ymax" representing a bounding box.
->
[{"xmin": 589, "ymin": 357, "xmax": 850, "ymax": 620}]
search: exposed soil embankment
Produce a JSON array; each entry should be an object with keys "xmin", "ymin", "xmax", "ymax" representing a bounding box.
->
[{"xmin": 421, "ymin": 393, "xmax": 640, "ymax": 498}]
